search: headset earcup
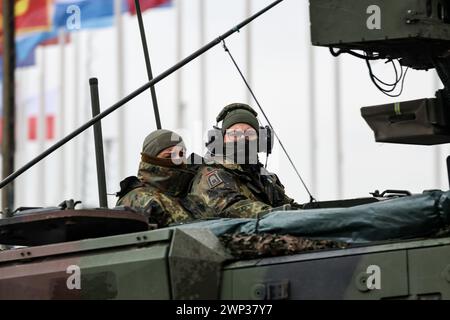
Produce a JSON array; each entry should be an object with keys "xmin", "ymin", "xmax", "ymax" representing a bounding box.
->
[
  {"xmin": 266, "ymin": 126, "xmax": 273, "ymax": 154},
  {"xmin": 258, "ymin": 127, "xmax": 265, "ymax": 153},
  {"xmin": 258, "ymin": 126, "xmax": 273, "ymax": 154},
  {"xmin": 206, "ymin": 129, "xmax": 216, "ymax": 147},
  {"xmin": 206, "ymin": 127, "xmax": 223, "ymax": 154}
]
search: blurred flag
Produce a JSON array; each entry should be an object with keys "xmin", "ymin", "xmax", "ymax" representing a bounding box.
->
[
  {"xmin": 0, "ymin": 0, "xmax": 52, "ymax": 36},
  {"xmin": 15, "ymin": 30, "xmax": 59, "ymax": 62},
  {"xmin": 0, "ymin": 0, "xmax": 52, "ymax": 64},
  {"xmin": 0, "ymin": 82, "xmax": 2, "ymax": 143},
  {"xmin": 24, "ymin": 90, "xmax": 56, "ymax": 141},
  {"xmin": 3, "ymin": 0, "xmax": 172, "ymax": 67},
  {"xmin": 17, "ymin": 49, "xmax": 36, "ymax": 67},
  {"xmin": 24, "ymin": 93, "xmax": 38, "ymax": 141},
  {"xmin": 0, "ymin": 48, "xmax": 35, "ymax": 80},
  {"xmin": 53, "ymin": 0, "xmax": 125, "ymax": 31},
  {"xmin": 127, "ymin": 0, "xmax": 172, "ymax": 14},
  {"xmin": 45, "ymin": 89, "xmax": 56, "ymax": 140},
  {"xmin": 15, "ymin": 0, "xmax": 52, "ymax": 34},
  {"xmin": 40, "ymin": 32, "xmax": 71, "ymax": 46}
]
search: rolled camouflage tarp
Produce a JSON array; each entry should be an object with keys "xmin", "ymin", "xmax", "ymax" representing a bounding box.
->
[{"xmin": 173, "ymin": 190, "xmax": 450, "ymax": 244}]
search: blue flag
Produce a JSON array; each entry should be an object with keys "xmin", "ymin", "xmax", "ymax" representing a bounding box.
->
[
  {"xmin": 16, "ymin": 31, "xmax": 59, "ymax": 62},
  {"xmin": 53, "ymin": 0, "xmax": 126, "ymax": 31},
  {"xmin": 0, "ymin": 38, "xmax": 38, "ymax": 81},
  {"xmin": 15, "ymin": 0, "xmax": 125, "ymax": 63}
]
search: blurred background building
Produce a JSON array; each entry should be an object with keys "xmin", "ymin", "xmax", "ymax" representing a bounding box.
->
[{"xmin": 0, "ymin": 0, "xmax": 446, "ymax": 210}]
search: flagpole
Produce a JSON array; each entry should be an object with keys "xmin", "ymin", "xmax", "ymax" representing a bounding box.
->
[
  {"xmin": 2, "ymin": 0, "xmax": 16, "ymax": 216},
  {"xmin": 245, "ymin": 0, "xmax": 252, "ymax": 105},
  {"xmin": 73, "ymin": 33, "xmax": 81, "ymax": 200},
  {"xmin": 134, "ymin": 0, "xmax": 161, "ymax": 129},
  {"xmin": 199, "ymin": 0, "xmax": 206, "ymax": 134},
  {"xmin": 335, "ymin": 58, "xmax": 343, "ymax": 199},
  {"xmin": 304, "ymin": 0, "xmax": 317, "ymax": 197},
  {"xmin": 176, "ymin": 0, "xmax": 184, "ymax": 129},
  {"xmin": 308, "ymin": 45, "xmax": 317, "ymax": 196},
  {"xmin": 58, "ymin": 28, "xmax": 67, "ymax": 200},
  {"xmin": 115, "ymin": 0, "xmax": 126, "ymax": 180},
  {"xmin": 15, "ymin": 78, "xmax": 24, "ymax": 208},
  {"xmin": 81, "ymin": 34, "xmax": 93, "ymax": 206},
  {"xmin": 434, "ymin": 73, "xmax": 442, "ymax": 188},
  {"xmin": 38, "ymin": 48, "xmax": 47, "ymax": 205}
]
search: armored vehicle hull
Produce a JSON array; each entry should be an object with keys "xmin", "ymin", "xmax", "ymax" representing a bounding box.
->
[{"xmin": 1, "ymin": 226, "xmax": 450, "ymax": 300}]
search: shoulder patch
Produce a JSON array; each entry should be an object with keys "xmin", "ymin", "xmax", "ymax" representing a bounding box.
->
[{"xmin": 207, "ymin": 171, "xmax": 224, "ymax": 189}]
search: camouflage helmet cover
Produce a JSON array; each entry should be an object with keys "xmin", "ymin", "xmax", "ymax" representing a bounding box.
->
[
  {"xmin": 218, "ymin": 103, "xmax": 259, "ymax": 133},
  {"xmin": 142, "ymin": 129, "xmax": 185, "ymax": 157}
]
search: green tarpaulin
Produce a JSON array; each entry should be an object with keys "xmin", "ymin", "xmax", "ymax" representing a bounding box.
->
[{"xmin": 173, "ymin": 190, "xmax": 450, "ymax": 244}]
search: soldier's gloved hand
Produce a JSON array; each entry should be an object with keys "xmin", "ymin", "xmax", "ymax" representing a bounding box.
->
[
  {"xmin": 290, "ymin": 202, "xmax": 304, "ymax": 210},
  {"xmin": 258, "ymin": 204, "xmax": 292, "ymax": 217},
  {"xmin": 143, "ymin": 200, "xmax": 166, "ymax": 227},
  {"xmin": 270, "ymin": 204, "xmax": 292, "ymax": 212}
]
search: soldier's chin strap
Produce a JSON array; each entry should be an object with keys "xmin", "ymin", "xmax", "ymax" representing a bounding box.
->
[{"xmin": 222, "ymin": 40, "xmax": 316, "ymax": 203}]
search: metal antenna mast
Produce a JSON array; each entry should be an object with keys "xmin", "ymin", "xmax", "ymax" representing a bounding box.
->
[{"xmin": 134, "ymin": 0, "xmax": 162, "ymax": 129}]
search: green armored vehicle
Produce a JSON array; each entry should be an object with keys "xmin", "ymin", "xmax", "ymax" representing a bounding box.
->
[{"xmin": 2, "ymin": 0, "xmax": 450, "ymax": 299}]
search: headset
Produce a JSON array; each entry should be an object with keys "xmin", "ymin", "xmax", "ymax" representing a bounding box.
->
[{"xmin": 206, "ymin": 104, "xmax": 273, "ymax": 155}]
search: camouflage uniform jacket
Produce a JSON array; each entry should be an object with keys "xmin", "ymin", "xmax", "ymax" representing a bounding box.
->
[
  {"xmin": 189, "ymin": 158, "xmax": 298, "ymax": 218},
  {"xmin": 116, "ymin": 161, "xmax": 195, "ymax": 227}
]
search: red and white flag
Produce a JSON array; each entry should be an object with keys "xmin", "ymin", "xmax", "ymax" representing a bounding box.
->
[{"xmin": 25, "ymin": 89, "xmax": 56, "ymax": 141}]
